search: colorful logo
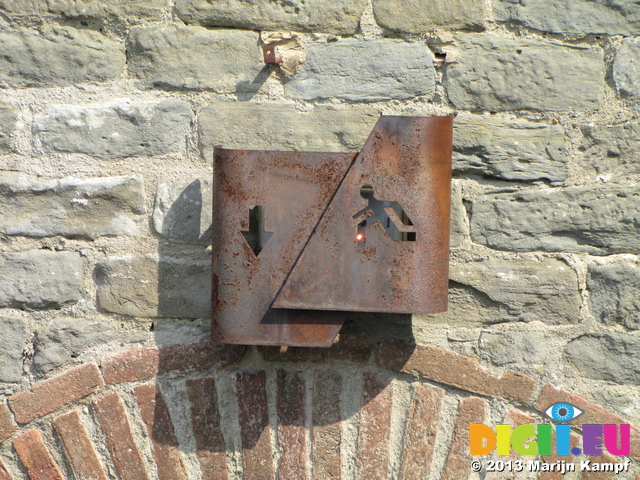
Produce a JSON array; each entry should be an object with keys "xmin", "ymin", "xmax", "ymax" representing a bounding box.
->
[{"xmin": 469, "ymin": 402, "xmax": 631, "ymax": 457}]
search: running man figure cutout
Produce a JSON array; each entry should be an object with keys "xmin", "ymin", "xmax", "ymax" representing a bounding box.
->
[{"xmin": 352, "ymin": 185, "xmax": 416, "ymax": 249}]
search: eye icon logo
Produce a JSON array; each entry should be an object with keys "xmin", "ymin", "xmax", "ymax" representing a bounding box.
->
[{"xmin": 545, "ymin": 403, "xmax": 583, "ymax": 422}]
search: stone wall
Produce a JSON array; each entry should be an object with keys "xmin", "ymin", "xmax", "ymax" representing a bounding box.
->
[{"xmin": 1, "ymin": 0, "xmax": 640, "ymax": 479}]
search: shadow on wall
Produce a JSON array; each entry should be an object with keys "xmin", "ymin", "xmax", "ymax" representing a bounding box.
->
[
  {"xmin": 150, "ymin": 179, "xmax": 416, "ymax": 474},
  {"xmin": 235, "ymin": 65, "xmax": 273, "ymax": 101},
  {"xmin": 157, "ymin": 179, "xmax": 212, "ymax": 320},
  {"xmin": 159, "ymin": 179, "xmax": 212, "ymax": 245}
]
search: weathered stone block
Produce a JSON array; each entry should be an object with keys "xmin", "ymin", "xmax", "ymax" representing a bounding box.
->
[
  {"xmin": 152, "ymin": 178, "xmax": 212, "ymax": 244},
  {"xmin": 581, "ymin": 120, "xmax": 640, "ymax": 175},
  {"xmin": 565, "ymin": 333, "xmax": 640, "ymax": 385},
  {"xmin": 0, "ymin": 250, "xmax": 83, "ymax": 309},
  {"xmin": 0, "ymin": 0, "xmax": 165, "ymax": 24},
  {"xmin": 494, "ymin": 0, "xmax": 640, "ymax": 36},
  {"xmin": 33, "ymin": 318, "xmax": 145, "ymax": 376},
  {"xmin": 477, "ymin": 330, "xmax": 548, "ymax": 366},
  {"xmin": 152, "ymin": 318, "xmax": 209, "ymax": 346},
  {"xmin": 175, "ymin": 0, "xmax": 366, "ymax": 35},
  {"xmin": 0, "ymin": 103, "xmax": 18, "ymax": 154},
  {"xmin": 285, "ymin": 39, "xmax": 436, "ymax": 101},
  {"xmin": 470, "ymin": 184, "xmax": 640, "ymax": 254},
  {"xmin": 0, "ymin": 26, "xmax": 124, "ymax": 88},
  {"xmin": 453, "ymin": 113, "xmax": 569, "ymax": 181},
  {"xmin": 372, "ymin": 0, "xmax": 485, "ymax": 32},
  {"xmin": 614, "ymin": 37, "xmax": 640, "ymax": 98},
  {"xmin": 0, "ymin": 173, "xmax": 146, "ymax": 239},
  {"xmin": 0, "ymin": 316, "xmax": 29, "ymax": 383},
  {"xmin": 198, "ymin": 101, "xmax": 378, "ymax": 161},
  {"xmin": 127, "ymin": 26, "xmax": 264, "ymax": 92},
  {"xmin": 95, "ymin": 254, "xmax": 211, "ymax": 318},
  {"xmin": 457, "ymin": 259, "xmax": 578, "ymax": 324},
  {"xmin": 450, "ymin": 180, "xmax": 468, "ymax": 248},
  {"xmin": 418, "ymin": 258, "xmax": 580, "ymax": 326},
  {"xmin": 446, "ymin": 34, "xmax": 603, "ymax": 112},
  {"xmin": 588, "ymin": 263, "xmax": 640, "ymax": 329},
  {"xmin": 33, "ymin": 99, "xmax": 193, "ymax": 159}
]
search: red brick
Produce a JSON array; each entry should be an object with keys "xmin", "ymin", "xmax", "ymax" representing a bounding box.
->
[
  {"xmin": 158, "ymin": 340, "xmax": 247, "ymax": 375},
  {"xmin": 357, "ymin": 372, "xmax": 393, "ymax": 480},
  {"xmin": 311, "ymin": 370, "xmax": 342, "ymax": 480},
  {"xmin": 9, "ymin": 363, "xmax": 104, "ymax": 424},
  {"xmin": 377, "ymin": 338, "xmax": 534, "ymax": 403},
  {"xmin": 236, "ymin": 371, "xmax": 274, "ymax": 480},
  {"xmin": 0, "ymin": 459, "xmax": 12, "ymax": 480},
  {"xmin": 311, "ymin": 369, "xmax": 342, "ymax": 480},
  {"xmin": 0, "ymin": 401, "xmax": 17, "ymax": 443},
  {"xmin": 499, "ymin": 371, "xmax": 536, "ymax": 405},
  {"xmin": 399, "ymin": 383, "xmax": 444, "ymax": 480},
  {"xmin": 93, "ymin": 392, "xmax": 150, "ymax": 480},
  {"xmin": 441, "ymin": 397, "xmax": 486, "ymax": 480},
  {"xmin": 135, "ymin": 384, "xmax": 189, "ymax": 480},
  {"xmin": 329, "ymin": 334, "xmax": 374, "ymax": 363},
  {"xmin": 185, "ymin": 378, "xmax": 228, "ymax": 480},
  {"xmin": 102, "ymin": 342, "xmax": 248, "ymax": 382},
  {"xmin": 102, "ymin": 348, "xmax": 159, "ymax": 385},
  {"xmin": 54, "ymin": 410, "xmax": 107, "ymax": 480},
  {"xmin": 277, "ymin": 370, "xmax": 306, "ymax": 480},
  {"xmin": 13, "ymin": 429, "xmax": 64, "ymax": 480},
  {"xmin": 259, "ymin": 335, "xmax": 373, "ymax": 364},
  {"xmin": 506, "ymin": 409, "xmax": 535, "ymax": 426}
]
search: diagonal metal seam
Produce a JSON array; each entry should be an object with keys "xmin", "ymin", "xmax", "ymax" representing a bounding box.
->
[
  {"xmin": 212, "ymin": 115, "xmax": 453, "ymax": 345},
  {"xmin": 266, "ymin": 149, "xmax": 360, "ymax": 313},
  {"xmin": 211, "ymin": 147, "xmax": 358, "ymax": 346},
  {"xmin": 272, "ymin": 115, "xmax": 453, "ymax": 314}
]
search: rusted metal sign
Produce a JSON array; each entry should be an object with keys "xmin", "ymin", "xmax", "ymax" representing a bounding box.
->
[{"xmin": 212, "ymin": 115, "xmax": 453, "ymax": 347}]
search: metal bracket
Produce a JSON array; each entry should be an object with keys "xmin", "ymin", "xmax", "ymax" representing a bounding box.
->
[
  {"xmin": 262, "ymin": 44, "xmax": 282, "ymax": 66},
  {"xmin": 212, "ymin": 115, "xmax": 453, "ymax": 347}
]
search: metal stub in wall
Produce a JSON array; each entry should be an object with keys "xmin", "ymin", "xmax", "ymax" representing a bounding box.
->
[
  {"xmin": 212, "ymin": 115, "xmax": 453, "ymax": 347},
  {"xmin": 262, "ymin": 44, "xmax": 282, "ymax": 65},
  {"xmin": 260, "ymin": 31, "xmax": 305, "ymax": 76}
]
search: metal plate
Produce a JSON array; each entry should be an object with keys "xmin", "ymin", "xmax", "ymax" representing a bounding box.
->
[
  {"xmin": 212, "ymin": 115, "xmax": 453, "ymax": 346},
  {"xmin": 274, "ymin": 115, "xmax": 452, "ymax": 313},
  {"xmin": 212, "ymin": 149, "xmax": 354, "ymax": 346}
]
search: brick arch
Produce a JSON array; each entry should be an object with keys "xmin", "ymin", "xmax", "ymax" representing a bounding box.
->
[{"xmin": 0, "ymin": 337, "xmax": 638, "ymax": 479}]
